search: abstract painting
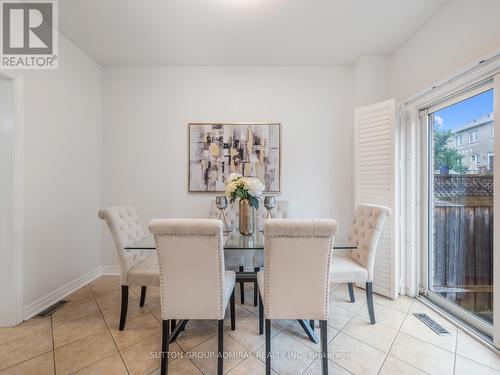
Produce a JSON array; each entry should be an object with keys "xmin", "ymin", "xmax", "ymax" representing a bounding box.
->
[{"xmin": 189, "ymin": 123, "xmax": 280, "ymax": 192}]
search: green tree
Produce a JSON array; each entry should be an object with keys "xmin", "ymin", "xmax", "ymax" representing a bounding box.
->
[{"xmin": 434, "ymin": 130, "xmax": 468, "ymax": 174}]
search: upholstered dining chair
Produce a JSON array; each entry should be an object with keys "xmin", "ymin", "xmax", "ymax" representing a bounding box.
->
[
  {"xmin": 330, "ymin": 204, "xmax": 391, "ymax": 324},
  {"xmin": 149, "ymin": 219, "xmax": 236, "ymax": 375},
  {"xmin": 257, "ymin": 218, "xmax": 337, "ymax": 375},
  {"xmin": 98, "ymin": 206, "xmax": 159, "ymax": 330},
  {"xmin": 209, "ymin": 199, "xmax": 289, "ymax": 306}
]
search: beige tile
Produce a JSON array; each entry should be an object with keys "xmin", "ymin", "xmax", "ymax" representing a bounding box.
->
[
  {"xmin": 188, "ymin": 333, "xmax": 248, "ymax": 374},
  {"xmin": 54, "ymin": 330, "xmax": 117, "ymax": 375},
  {"xmin": 0, "ymin": 317, "xmax": 51, "ymax": 345},
  {"xmin": 330, "ymin": 285, "xmax": 366, "ymax": 314},
  {"xmin": 92, "ymin": 289, "xmax": 122, "ymax": 311},
  {"xmin": 357, "ymin": 302, "xmax": 406, "ymax": 330},
  {"xmin": 101, "ymin": 293, "xmax": 161, "ymax": 348},
  {"xmin": 329, "ymin": 332, "xmax": 386, "ymax": 375},
  {"xmin": 270, "ymin": 319, "xmax": 295, "ymax": 331},
  {"xmin": 235, "ymin": 288, "xmax": 259, "ymax": 315},
  {"xmin": 389, "ymin": 332, "xmax": 454, "ymax": 375},
  {"xmin": 454, "ymin": 354, "xmax": 500, "ymax": 375},
  {"xmin": 302, "ymin": 358, "xmax": 352, "ymax": 375},
  {"xmin": 456, "ymin": 330, "xmax": 500, "ymax": 370},
  {"xmin": 121, "ymin": 332, "xmax": 182, "ymax": 375},
  {"xmin": 399, "ymin": 312, "xmax": 457, "ymax": 352},
  {"xmin": 379, "ymin": 355, "xmax": 426, "ymax": 375},
  {"xmin": 53, "ymin": 311, "xmax": 107, "ymax": 348},
  {"xmin": 226, "ymin": 314, "xmax": 278, "ymax": 352},
  {"xmin": 255, "ymin": 331, "xmax": 316, "ymax": 375},
  {"xmin": 174, "ymin": 320, "xmax": 218, "ymax": 352},
  {"xmin": 226, "ymin": 355, "xmax": 278, "ymax": 375},
  {"xmin": 327, "ymin": 305, "xmax": 356, "ymax": 330},
  {"xmin": 147, "ymin": 300, "xmax": 162, "ymax": 322},
  {"xmin": 90, "ymin": 277, "xmax": 122, "ymax": 311},
  {"xmin": 281, "ymin": 321, "xmax": 338, "ymax": 352},
  {"xmin": 331, "ymin": 284, "xmax": 363, "ymax": 301},
  {"xmin": 0, "ymin": 324, "xmax": 53, "ymax": 370},
  {"xmin": 342, "ymin": 315, "xmax": 398, "ymax": 352},
  {"xmin": 0, "ymin": 351, "xmax": 54, "ymax": 375},
  {"xmin": 101, "ymin": 294, "xmax": 144, "ymax": 325},
  {"xmin": 65, "ymin": 285, "xmax": 95, "ymax": 302},
  {"xmin": 223, "ymin": 304, "xmax": 252, "ymax": 330},
  {"xmin": 74, "ymin": 353, "xmax": 128, "ymax": 375},
  {"xmin": 52, "ymin": 298, "xmax": 101, "ymax": 325},
  {"xmin": 373, "ymin": 294, "xmax": 414, "ymax": 314},
  {"xmin": 131, "ymin": 285, "xmax": 160, "ymax": 303},
  {"xmin": 148, "ymin": 356, "xmax": 203, "ymax": 375},
  {"xmin": 90, "ymin": 275, "xmax": 121, "ymax": 289},
  {"xmin": 111, "ymin": 311, "xmax": 161, "ymax": 350}
]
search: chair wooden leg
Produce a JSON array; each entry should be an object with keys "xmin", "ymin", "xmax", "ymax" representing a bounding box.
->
[
  {"xmin": 170, "ymin": 319, "xmax": 177, "ymax": 332},
  {"xmin": 119, "ymin": 285, "xmax": 129, "ymax": 331},
  {"xmin": 309, "ymin": 320, "xmax": 314, "ymax": 330},
  {"xmin": 253, "ymin": 267, "xmax": 259, "ymax": 306},
  {"xmin": 217, "ymin": 319, "xmax": 224, "ymax": 375},
  {"xmin": 239, "ymin": 266, "xmax": 245, "ymax": 304},
  {"xmin": 161, "ymin": 320, "xmax": 169, "ymax": 375},
  {"xmin": 258, "ymin": 292, "xmax": 264, "ymax": 335},
  {"xmin": 140, "ymin": 286, "xmax": 147, "ymax": 307},
  {"xmin": 230, "ymin": 288, "xmax": 236, "ymax": 331},
  {"xmin": 169, "ymin": 320, "xmax": 188, "ymax": 343},
  {"xmin": 265, "ymin": 319, "xmax": 271, "ymax": 375},
  {"xmin": 348, "ymin": 282, "xmax": 355, "ymax": 303},
  {"xmin": 366, "ymin": 282, "xmax": 376, "ymax": 324},
  {"xmin": 320, "ymin": 320, "xmax": 328, "ymax": 375}
]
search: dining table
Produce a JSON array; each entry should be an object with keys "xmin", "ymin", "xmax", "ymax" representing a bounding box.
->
[{"xmin": 125, "ymin": 230, "xmax": 356, "ymax": 344}]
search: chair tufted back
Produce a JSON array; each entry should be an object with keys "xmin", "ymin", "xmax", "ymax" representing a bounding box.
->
[
  {"xmin": 346, "ymin": 204, "xmax": 391, "ymax": 281},
  {"xmin": 209, "ymin": 199, "xmax": 289, "ymax": 231},
  {"xmin": 149, "ymin": 219, "xmax": 226, "ymax": 320},
  {"xmin": 263, "ymin": 218, "xmax": 337, "ymax": 320},
  {"xmin": 98, "ymin": 206, "xmax": 147, "ymax": 285}
]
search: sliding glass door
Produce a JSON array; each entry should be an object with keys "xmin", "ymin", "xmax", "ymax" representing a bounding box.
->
[{"xmin": 424, "ymin": 84, "xmax": 495, "ymax": 335}]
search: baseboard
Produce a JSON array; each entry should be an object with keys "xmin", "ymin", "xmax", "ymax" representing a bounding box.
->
[
  {"xmin": 23, "ymin": 266, "xmax": 102, "ymax": 320},
  {"xmin": 100, "ymin": 266, "xmax": 120, "ymax": 275}
]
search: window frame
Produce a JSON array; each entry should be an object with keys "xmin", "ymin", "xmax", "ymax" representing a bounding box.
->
[{"xmin": 468, "ymin": 129, "xmax": 478, "ymax": 143}]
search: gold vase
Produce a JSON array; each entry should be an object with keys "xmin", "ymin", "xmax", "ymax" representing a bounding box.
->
[{"xmin": 239, "ymin": 199, "xmax": 254, "ymax": 235}]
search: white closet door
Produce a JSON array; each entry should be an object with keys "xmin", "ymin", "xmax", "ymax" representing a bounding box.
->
[{"xmin": 354, "ymin": 99, "xmax": 399, "ymax": 299}]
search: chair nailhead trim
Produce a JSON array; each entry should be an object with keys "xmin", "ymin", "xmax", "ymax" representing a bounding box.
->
[
  {"xmin": 154, "ymin": 235, "xmax": 168, "ymax": 319},
  {"xmin": 323, "ymin": 237, "xmax": 334, "ymax": 320},
  {"xmin": 154, "ymin": 231, "xmax": 225, "ymax": 320},
  {"xmin": 264, "ymin": 232, "xmax": 334, "ymax": 321}
]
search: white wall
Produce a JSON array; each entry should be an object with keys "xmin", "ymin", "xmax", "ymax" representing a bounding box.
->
[
  {"xmin": 389, "ymin": 0, "xmax": 500, "ymax": 101},
  {"xmin": 0, "ymin": 78, "xmax": 16, "ymax": 325},
  {"xmin": 354, "ymin": 56, "xmax": 390, "ymax": 107},
  {"xmin": 2, "ymin": 36, "xmax": 103, "ymax": 315},
  {"xmin": 102, "ymin": 67, "xmax": 354, "ymax": 266}
]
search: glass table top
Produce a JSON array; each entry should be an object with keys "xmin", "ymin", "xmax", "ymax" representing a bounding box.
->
[{"xmin": 124, "ymin": 232, "xmax": 355, "ymax": 251}]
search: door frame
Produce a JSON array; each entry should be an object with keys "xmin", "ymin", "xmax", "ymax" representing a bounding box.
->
[
  {"xmin": 404, "ymin": 53, "xmax": 500, "ymax": 347},
  {"xmin": 0, "ymin": 71, "xmax": 24, "ymax": 327}
]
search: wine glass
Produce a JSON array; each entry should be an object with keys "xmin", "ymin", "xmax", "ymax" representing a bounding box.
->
[
  {"xmin": 216, "ymin": 196, "xmax": 228, "ymax": 210},
  {"xmin": 215, "ymin": 196, "xmax": 231, "ymax": 233},
  {"xmin": 264, "ymin": 196, "xmax": 276, "ymax": 218}
]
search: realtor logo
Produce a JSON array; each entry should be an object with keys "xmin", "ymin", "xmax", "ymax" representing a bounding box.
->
[{"xmin": 1, "ymin": 0, "xmax": 58, "ymax": 69}]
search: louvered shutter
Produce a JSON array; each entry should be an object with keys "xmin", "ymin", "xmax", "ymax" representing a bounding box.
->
[{"xmin": 354, "ymin": 99, "xmax": 399, "ymax": 299}]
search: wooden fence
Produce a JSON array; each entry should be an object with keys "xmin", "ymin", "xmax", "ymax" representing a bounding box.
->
[{"xmin": 433, "ymin": 174, "xmax": 493, "ymax": 321}]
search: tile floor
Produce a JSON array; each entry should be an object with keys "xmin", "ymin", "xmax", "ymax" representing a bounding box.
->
[{"xmin": 0, "ymin": 275, "xmax": 499, "ymax": 374}]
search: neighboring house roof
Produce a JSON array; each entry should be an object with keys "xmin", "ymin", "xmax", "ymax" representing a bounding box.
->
[{"xmin": 452, "ymin": 113, "xmax": 494, "ymax": 134}]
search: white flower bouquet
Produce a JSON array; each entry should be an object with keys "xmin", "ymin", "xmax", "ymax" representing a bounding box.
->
[{"xmin": 224, "ymin": 173, "xmax": 265, "ymax": 208}]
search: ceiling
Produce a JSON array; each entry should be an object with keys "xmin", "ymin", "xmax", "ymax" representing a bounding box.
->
[{"xmin": 59, "ymin": 0, "xmax": 449, "ymax": 66}]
